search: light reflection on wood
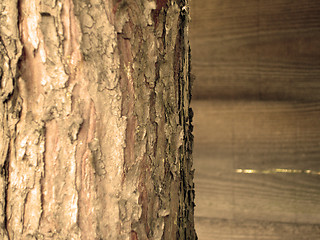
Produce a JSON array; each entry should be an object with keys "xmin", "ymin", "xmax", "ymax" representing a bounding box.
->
[{"xmin": 235, "ymin": 168, "xmax": 320, "ymax": 175}]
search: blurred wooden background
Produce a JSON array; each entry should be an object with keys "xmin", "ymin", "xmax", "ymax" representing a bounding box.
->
[{"xmin": 189, "ymin": 0, "xmax": 320, "ymax": 239}]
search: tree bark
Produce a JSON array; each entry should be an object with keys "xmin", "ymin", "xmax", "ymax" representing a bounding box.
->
[{"xmin": 0, "ymin": 0, "xmax": 196, "ymax": 239}]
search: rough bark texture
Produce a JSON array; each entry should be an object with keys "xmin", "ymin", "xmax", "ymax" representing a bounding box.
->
[{"xmin": 0, "ymin": 0, "xmax": 196, "ymax": 239}]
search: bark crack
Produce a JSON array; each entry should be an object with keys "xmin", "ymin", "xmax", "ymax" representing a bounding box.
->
[
  {"xmin": 3, "ymin": 143, "xmax": 10, "ymax": 239},
  {"xmin": 0, "ymin": 37, "xmax": 13, "ymax": 103}
]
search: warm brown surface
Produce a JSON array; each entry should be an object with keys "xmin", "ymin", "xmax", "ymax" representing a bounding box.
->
[
  {"xmin": 190, "ymin": 0, "xmax": 320, "ymax": 101},
  {"xmin": 0, "ymin": 1, "xmax": 196, "ymax": 239},
  {"xmin": 190, "ymin": 0, "xmax": 320, "ymax": 239},
  {"xmin": 192, "ymin": 100, "xmax": 320, "ymax": 239}
]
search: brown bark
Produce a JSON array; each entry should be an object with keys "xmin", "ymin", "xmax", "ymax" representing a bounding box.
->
[{"xmin": 0, "ymin": 0, "xmax": 196, "ymax": 239}]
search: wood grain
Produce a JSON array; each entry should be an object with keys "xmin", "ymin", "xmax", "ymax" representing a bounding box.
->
[
  {"xmin": 189, "ymin": 1, "xmax": 320, "ymax": 238},
  {"xmin": 190, "ymin": 0, "xmax": 320, "ymax": 100},
  {"xmin": 192, "ymin": 100, "xmax": 320, "ymax": 239}
]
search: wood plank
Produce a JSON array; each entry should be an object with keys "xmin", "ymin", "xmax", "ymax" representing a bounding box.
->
[
  {"xmin": 192, "ymin": 100, "xmax": 320, "ymax": 239},
  {"xmin": 195, "ymin": 216, "xmax": 320, "ymax": 240},
  {"xmin": 193, "ymin": 100, "xmax": 320, "ymax": 170},
  {"xmin": 190, "ymin": 0, "xmax": 320, "ymax": 100}
]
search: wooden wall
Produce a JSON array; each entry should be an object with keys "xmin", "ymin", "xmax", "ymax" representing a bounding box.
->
[
  {"xmin": 190, "ymin": 0, "xmax": 320, "ymax": 101},
  {"xmin": 190, "ymin": 1, "xmax": 320, "ymax": 239}
]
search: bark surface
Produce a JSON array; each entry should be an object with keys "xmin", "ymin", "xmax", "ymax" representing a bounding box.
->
[{"xmin": 0, "ymin": 0, "xmax": 196, "ymax": 239}]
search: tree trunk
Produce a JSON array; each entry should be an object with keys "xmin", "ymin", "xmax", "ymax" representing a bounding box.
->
[{"xmin": 0, "ymin": 0, "xmax": 196, "ymax": 239}]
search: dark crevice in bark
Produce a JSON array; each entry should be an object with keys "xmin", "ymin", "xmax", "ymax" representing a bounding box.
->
[
  {"xmin": 174, "ymin": 5, "xmax": 197, "ymax": 239},
  {"xmin": 39, "ymin": 123, "xmax": 46, "ymax": 229},
  {"xmin": 152, "ymin": 0, "xmax": 169, "ymax": 27},
  {"xmin": 174, "ymin": 17, "xmax": 184, "ymax": 240},
  {"xmin": 3, "ymin": 143, "xmax": 10, "ymax": 239},
  {"xmin": 187, "ymin": 46, "xmax": 193, "ymax": 104}
]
